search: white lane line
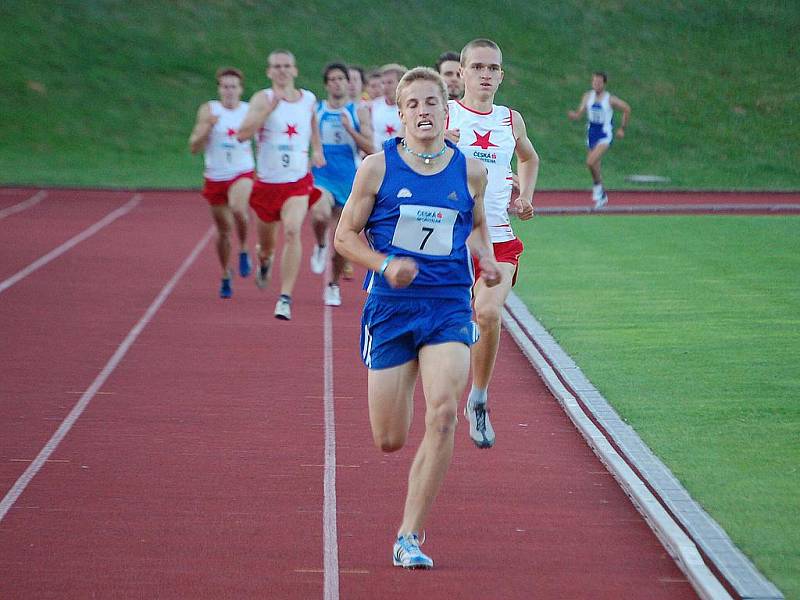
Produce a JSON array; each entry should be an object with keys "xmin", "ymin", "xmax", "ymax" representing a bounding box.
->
[
  {"xmin": 0, "ymin": 226, "xmax": 215, "ymax": 523},
  {"xmin": 0, "ymin": 190, "xmax": 47, "ymax": 220},
  {"xmin": 323, "ymin": 302, "xmax": 340, "ymax": 600},
  {"xmin": 0, "ymin": 195, "xmax": 140, "ymax": 294}
]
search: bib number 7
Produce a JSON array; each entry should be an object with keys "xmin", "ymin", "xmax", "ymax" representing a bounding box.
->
[{"xmin": 391, "ymin": 204, "xmax": 458, "ymax": 256}]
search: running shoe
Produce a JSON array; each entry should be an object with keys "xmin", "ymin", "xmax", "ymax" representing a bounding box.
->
[
  {"xmin": 274, "ymin": 295, "xmax": 292, "ymax": 320},
  {"xmin": 594, "ymin": 191, "xmax": 608, "ymax": 210},
  {"xmin": 393, "ymin": 533, "xmax": 433, "ymax": 570},
  {"xmin": 238, "ymin": 250, "xmax": 252, "ymax": 278},
  {"xmin": 310, "ymin": 244, "xmax": 328, "ymax": 275},
  {"xmin": 255, "ymin": 258, "xmax": 272, "ymax": 290},
  {"xmin": 323, "ymin": 283, "xmax": 341, "ymax": 307},
  {"xmin": 342, "ymin": 260, "xmax": 354, "ymax": 280},
  {"xmin": 465, "ymin": 401, "xmax": 495, "ymax": 449},
  {"xmin": 219, "ymin": 276, "xmax": 232, "ymax": 299}
]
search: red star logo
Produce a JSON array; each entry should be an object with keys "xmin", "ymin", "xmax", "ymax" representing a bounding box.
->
[
  {"xmin": 226, "ymin": 128, "xmax": 237, "ymax": 137},
  {"xmin": 385, "ymin": 125, "xmax": 396, "ymax": 136},
  {"xmin": 470, "ymin": 130, "xmax": 499, "ymax": 150},
  {"xmin": 284, "ymin": 123, "xmax": 299, "ymax": 138}
]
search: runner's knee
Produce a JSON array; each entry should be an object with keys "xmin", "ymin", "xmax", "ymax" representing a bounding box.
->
[
  {"xmin": 374, "ymin": 429, "xmax": 407, "ymax": 453},
  {"xmin": 425, "ymin": 402, "xmax": 458, "ymax": 435},
  {"xmin": 474, "ymin": 301, "xmax": 502, "ymax": 329}
]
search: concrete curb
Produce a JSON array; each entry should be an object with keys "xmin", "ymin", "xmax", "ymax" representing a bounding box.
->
[{"xmin": 503, "ymin": 292, "xmax": 784, "ymax": 600}]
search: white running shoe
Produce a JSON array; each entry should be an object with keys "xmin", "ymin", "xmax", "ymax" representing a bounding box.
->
[
  {"xmin": 323, "ymin": 283, "xmax": 341, "ymax": 306},
  {"xmin": 592, "ymin": 184, "xmax": 603, "ymax": 202},
  {"xmin": 310, "ymin": 244, "xmax": 328, "ymax": 275},
  {"xmin": 393, "ymin": 533, "xmax": 433, "ymax": 569},
  {"xmin": 465, "ymin": 401, "xmax": 495, "ymax": 448},
  {"xmin": 594, "ymin": 191, "xmax": 608, "ymax": 209},
  {"xmin": 274, "ymin": 295, "xmax": 292, "ymax": 320}
]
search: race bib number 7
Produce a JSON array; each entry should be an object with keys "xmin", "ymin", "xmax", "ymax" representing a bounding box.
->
[{"xmin": 391, "ymin": 204, "xmax": 458, "ymax": 256}]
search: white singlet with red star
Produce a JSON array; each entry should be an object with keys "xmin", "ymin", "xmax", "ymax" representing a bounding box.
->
[
  {"xmin": 447, "ymin": 99, "xmax": 516, "ymax": 242},
  {"xmin": 256, "ymin": 88, "xmax": 317, "ymax": 183},
  {"xmin": 370, "ymin": 96, "xmax": 402, "ymax": 152},
  {"xmin": 204, "ymin": 100, "xmax": 255, "ymax": 181}
]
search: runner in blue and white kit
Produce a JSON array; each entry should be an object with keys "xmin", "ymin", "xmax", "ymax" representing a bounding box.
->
[
  {"xmin": 334, "ymin": 67, "xmax": 500, "ymax": 570},
  {"xmin": 568, "ymin": 71, "xmax": 631, "ymax": 208},
  {"xmin": 308, "ymin": 63, "xmax": 374, "ymax": 306}
]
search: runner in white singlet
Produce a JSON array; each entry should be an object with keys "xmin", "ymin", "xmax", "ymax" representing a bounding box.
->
[
  {"xmin": 371, "ymin": 64, "xmax": 406, "ymax": 151},
  {"xmin": 568, "ymin": 71, "xmax": 631, "ymax": 208},
  {"xmin": 237, "ymin": 49, "xmax": 325, "ymax": 321},
  {"xmin": 189, "ymin": 67, "xmax": 255, "ymax": 299},
  {"xmin": 445, "ymin": 38, "xmax": 540, "ymax": 449}
]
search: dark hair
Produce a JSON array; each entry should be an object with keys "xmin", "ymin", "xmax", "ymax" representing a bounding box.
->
[
  {"xmin": 348, "ymin": 64, "xmax": 365, "ymax": 81},
  {"xmin": 322, "ymin": 62, "xmax": 350, "ymax": 83},
  {"xmin": 435, "ymin": 51, "xmax": 460, "ymax": 73},
  {"xmin": 215, "ymin": 67, "xmax": 244, "ymax": 84},
  {"xmin": 593, "ymin": 71, "xmax": 608, "ymax": 83}
]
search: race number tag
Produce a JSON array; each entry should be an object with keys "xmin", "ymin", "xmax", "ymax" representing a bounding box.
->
[{"xmin": 391, "ymin": 204, "xmax": 457, "ymax": 256}]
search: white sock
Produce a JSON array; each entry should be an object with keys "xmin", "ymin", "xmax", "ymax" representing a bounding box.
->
[{"xmin": 468, "ymin": 386, "xmax": 487, "ymax": 407}]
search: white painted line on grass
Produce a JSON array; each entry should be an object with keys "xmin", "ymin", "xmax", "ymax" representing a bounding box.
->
[
  {"xmin": 0, "ymin": 190, "xmax": 47, "ymax": 220},
  {"xmin": 0, "ymin": 226, "xmax": 214, "ymax": 523},
  {"xmin": 323, "ymin": 302, "xmax": 340, "ymax": 600},
  {"xmin": 0, "ymin": 195, "xmax": 140, "ymax": 294}
]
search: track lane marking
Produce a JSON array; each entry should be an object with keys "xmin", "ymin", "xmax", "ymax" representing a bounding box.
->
[
  {"xmin": 0, "ymin": 226, "xmax": 214, "ymax": 522},
  {"xmin": 0, "ymin": 190, "xmax": 47, "ymax": 220},
  {"xmin": 0, "ymin": 195, "xmax": 140, "ymax": 294},
  {"xmin": 323, "ymin": 301, "xmax": 340, "ymax": 600}
]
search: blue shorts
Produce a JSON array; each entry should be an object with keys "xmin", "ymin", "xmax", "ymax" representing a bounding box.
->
[
  {"xmin": 360, "ymin": 295, "xmax": 479, "ymax": 370},
  {"xmin": 587, "ymin": 124, "xmax": 613, "ymax": 150}
]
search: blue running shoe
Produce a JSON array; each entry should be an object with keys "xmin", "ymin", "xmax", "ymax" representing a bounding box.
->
[
  {"xmin": 393, "ymin": 533, "xmax": 433, "ymax": 569},
  {"xmin": 239, "ymin": 250, "xmax": 252, "ymax": 278},
  {"xmin": 219, "ymin": 276, "xmax": 232, "ymax": 299}
]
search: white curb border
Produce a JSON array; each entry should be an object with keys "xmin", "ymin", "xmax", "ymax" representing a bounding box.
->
[{"xmin": 503, "ymin": 291, "xmax": 784, "ymax": 600}]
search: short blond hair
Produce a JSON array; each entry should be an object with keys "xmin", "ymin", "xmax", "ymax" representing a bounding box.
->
[
  {"xmin": 380, "ymin": 63, "xmax": 408, "ymax": 78},
  {"xmin": 460, "ymin": 38, "xmax": 502, "ymax": 65},
  {"xmin": 395, "ymin": 67, "xmax": 448, "ymax": 108}
]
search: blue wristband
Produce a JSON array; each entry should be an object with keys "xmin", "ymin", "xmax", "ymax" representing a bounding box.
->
[{"xmin": 378, "ymin": 254, "xmax": 395, "ymax": 277}]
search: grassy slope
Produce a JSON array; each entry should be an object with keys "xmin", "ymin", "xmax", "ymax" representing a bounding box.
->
[
  {"xmin": 514, "ymin": 215, "xmax": 800, "ymax": 597},
  {"xmin": 0, "ymin": 0, "xmax": 798, "ymax": 189}
]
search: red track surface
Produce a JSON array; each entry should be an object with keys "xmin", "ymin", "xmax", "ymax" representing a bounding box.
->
[{"xmin": 3, "ymin": 187, "xmax": 774, "ymax": 598}]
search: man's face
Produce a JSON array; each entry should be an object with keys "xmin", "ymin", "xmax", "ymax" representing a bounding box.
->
[
  {"xmin": 347, "ymin": 68, "xmax": 363, "ymax": 100},
  {"xmin": 382, "ymin": 71, "xmax": 401, "ymax": 103},
  {"xmin": 398, "ymin": 79, "xmax": 447, "ymax": 142},
  {"xmin": 325, "ymin": 68, "xmax": 349, "ymax": 100},
  {"xmin": 267, "ymin": 53, "xmax": 297, "ymax": 85},
  {"xmin": 438, "ymin": 60, "xmax": 463, "ymax": 100},
  {"xmin": 460, "ymin": 46, "xmax": 503, "ymax": 98},
  {"xmin": 366, "ymin": 76, "xmax": 383, "ymax": 100},
  {"xmin": 591, "ymin": 74, "xmax": 606, "ymax": 92},
  {"xmin": 218, "ymin": 75, "xmax": 243, "ymax": 105}
]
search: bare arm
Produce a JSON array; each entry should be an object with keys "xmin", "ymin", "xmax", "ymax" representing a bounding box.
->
[
  {"xmin": 567, "ymin": 92, "xmax": 590, "ymax": 121},
  {"xmin": 334, "ymin": 153, "xmax": 418, "ymax": 288},
  {"xmin": 511, "ymin": 109, "xmax": 539, "ymax": 220},
  {"xmin": 341, "ymin": 104, "xmax": 375, "ymax": 155},
  {"xmin": 237, "ymin": 90, "xmax": 278, "ymax": 142},
  {"xmin": 310, "ymin": 111, "xmax": 326, "ymax": 167},
  {"xmin": 466, "ymin": 159, "xmax": 501, "ymax": 287},
  {"xmin": 188, "ymin": 102, "xmax": 217, "ymax": 154},
  {"xmin": 610, "ymin": 95, "xmax": 631, "ymax": 137}
]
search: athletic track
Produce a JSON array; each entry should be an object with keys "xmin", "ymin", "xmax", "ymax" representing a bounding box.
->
[{"xmin": 1, "ymin": 187, "xmax": 795, "ymax": 599}]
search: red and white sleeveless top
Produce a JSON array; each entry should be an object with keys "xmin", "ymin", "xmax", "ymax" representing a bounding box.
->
[
  {"xmin": 370, "ymin": 96, "xmax": 403, "ymax": 151},
  {"xmin": 204, "ymin": 100, "xmax": 255, "ymax": 181},
  {"xmin": 447, "ymin": 100, "xmax": 516, "ymax": 242},
  {"xmin": 256, "ymin": 89, "xmax": 316, "ymax": 184}
]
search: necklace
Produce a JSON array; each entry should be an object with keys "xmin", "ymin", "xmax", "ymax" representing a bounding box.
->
[{"xmin": 400, "ymin": 138, "xmax": 446, "ymax": 165}]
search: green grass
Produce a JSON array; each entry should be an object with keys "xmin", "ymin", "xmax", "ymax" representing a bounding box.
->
[
  {"xmin": 1, "ymin": 0, "xmax": 799, "ymax": 189},
  {"xmin": 514, "ymin": 214, "xmax": 800, "ymax": 597}
]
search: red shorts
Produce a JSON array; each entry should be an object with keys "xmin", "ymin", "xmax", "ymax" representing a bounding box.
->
[
  {"xmin": 473, "ymin": 237, "xmax": 525, "ymax": 286},
  {"xmin": 250, "ymin": 173, "xmax": 316, "ymax": 222},
  {"xmin": 201, "ymin": 171, "xmax": 254, "ymax": 206}
]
